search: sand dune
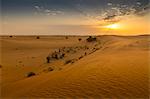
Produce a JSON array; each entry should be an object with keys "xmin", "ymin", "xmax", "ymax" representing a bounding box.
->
[{"xmin": 1, "ymin": 35, "xmax": 150, "ymax": 98}]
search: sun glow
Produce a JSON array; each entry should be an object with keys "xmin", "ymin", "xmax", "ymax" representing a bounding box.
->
[{"xmin": 105, "ymin": 23, "xmax": 121, "ymax": 30}]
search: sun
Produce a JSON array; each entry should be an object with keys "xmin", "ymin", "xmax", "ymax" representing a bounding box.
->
[{"xmin": 105, "ymin": 23, "xmax": 121, "ymax": 30}]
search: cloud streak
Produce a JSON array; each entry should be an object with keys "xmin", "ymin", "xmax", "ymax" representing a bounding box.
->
[
  {"xmin": 34, "ymin": 5, "xmax": 64, "ymax": 16},
  {"xmin": 74, "ymin": 1, "xmax": 149, "ymax": 24}
]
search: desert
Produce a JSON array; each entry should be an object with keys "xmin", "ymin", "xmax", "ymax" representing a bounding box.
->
[{"xmin": 0, "ymin": 35, "xmax": 149, "ymax": 98}]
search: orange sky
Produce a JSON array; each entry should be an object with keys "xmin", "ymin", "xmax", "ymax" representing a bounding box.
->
[
  {"xmin": 1, "ymin": 13, "xmax": 150, "ymax": 35},
  {"xmin": 96, "ymin": 14, "xmax": 150, "ymax": 35},
  {"xmin": 1, "ymin": 0, "xmax": 150, "ymax": 35}
]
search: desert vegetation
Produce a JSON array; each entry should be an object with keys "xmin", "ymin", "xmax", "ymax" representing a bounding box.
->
[
  {"xmin": 46, "ymin": 51, "xmax": 65, "ymax": 63},
  {"xmin": 9, "ymin": 36, "xmax": 13, "ymax": 38},
  {"xmin": 78, "ymin": 38, "xmax": 82, "ymax": 41},
  {"xmin": 36, "ymin": 36, "xmax": 40, "ymax": 39},
  {"xmin": 65, "ymin": 60, "xmax": 73, "ymax": 64},
  {"xmin": 47, "ymin": 67, "xmax": 54, "ymax": 71},
  {"xmin": 26, "ymin": 72, "xmax": 36, "ymax": 77},
  {"xmin": 65, "ymin": 36, "xmax": 68, "ymax": 39},
  {"xmin": 1, "ymin": 35, "xmax": 149, "ymax": 98},
  {"xmin": 45, "ymin": 36, "xmax": 102, "ymax": 66},
  {"xmin": 86, "ymin": 36, "xmax": 97, "ymax": 42}
]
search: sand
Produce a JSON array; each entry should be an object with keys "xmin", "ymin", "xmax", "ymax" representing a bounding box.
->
[{"xmin": 0, "ymin": 35, "xmax": 150, "ymax": 98}]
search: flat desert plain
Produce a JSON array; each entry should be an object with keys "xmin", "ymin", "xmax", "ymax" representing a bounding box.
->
[{"xmin": 0, "ymin": 35, "xmax": 150, "ymax": 98}]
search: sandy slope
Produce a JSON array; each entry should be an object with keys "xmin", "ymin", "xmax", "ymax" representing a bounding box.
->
[{"xmin": 1, "ymin": 35, "xmax": 150, "ymax": 98}]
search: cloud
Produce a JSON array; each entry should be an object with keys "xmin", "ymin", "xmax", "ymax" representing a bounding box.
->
[
  {"xmin": 136, "ymin": 2, "xmax": 141, "ymax": 5},
  {"xmin": 107, "ymin": 3, "xmax": 112, "ymax": 6},
  {"xmin": 103, "ymin": 15, "xmax": 116, "ymax": 20},
  {"xmin": 34, "ymin": 1, "xmax": 149, "ymax": 24},
  {"xmin": 34, "ymin": 5, "xmax": 64, "ymax": 16},
  {"xmin": 75, "ymin": 0, "xmax": 149, "ymax": 24},
  {"xmin": 34, "ymin": 6, "xmax": 40, "ymax": 9},
  {"xmin": 135, "ymin": 3, "xmax": 150, "ymax": 16},
  {"xmin": 101, "ymin": 2, "xmax": 149, "ymax": 23},
  {"xmin": 45, "ymin": 10, "xmax": 64, "ymax": 16},
  {"xmin": 34, "ymin": 6, "xmax": 43, "ymax": 11}
]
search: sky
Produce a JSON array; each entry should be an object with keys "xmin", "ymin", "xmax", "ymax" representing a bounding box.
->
[{"xmin": 1, "ymin": 0, "xmax": 150, "ymax": 35}]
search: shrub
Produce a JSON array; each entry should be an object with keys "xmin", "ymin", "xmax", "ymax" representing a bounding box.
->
[
  {"xmin": 78, "ymin": 38, "xmax": 82, "ymax": 41},
  {"xmin": 51, "ymin": 53, "xmax": 58, "ymax": 59},
  {"xmin": 36, "ymin": 36, "xmax": 40, "ymax": 39},
  {"xmin": 84, "ymin": 52, "xmax": 87, "ymax": 56},
  {"xmin": 65, "ymin": 36, "xmax": 68, "ymax": 39},
  {"xmin": 54, "ymin": 54, "xmax": 58, "ymax": 59},
  {"xmin": 46, "ymin": 56, "xmax": 50, "ymax": 63},
  {"xmin": 79, "ymin": 56, "xmax": 83, "ymax": 60},
  {"xmin": 47, "ymin": 67, "xmax": 54, "ymax": 71},
  {"xmin": 66, "ymin": 50, "xmax": 70, "ymax": 53},
  {"xmin": 60, "ymin": 53, "xmax": 65, "ymax": 59},
  {"xmin": 26, "ymin": 72, "xmax": 36, "ymax": 77},
  {"xmin": 86, "ymin": 36, "xmax": 97, "ymax": 42},
  {"xmin": 62, "ymin": 53, "xmax": 65, "ymax": 57},
  {"xmin": 9, "ymin": 36, "xmax": 13, "ymax": 38},
  {"xmin": 65, "ymin": 60, "xmax": 72, "ymax": 64}
]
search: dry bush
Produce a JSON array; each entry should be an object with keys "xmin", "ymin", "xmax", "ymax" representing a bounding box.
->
[
  {"xmin": 86, "ymin": 36, "xmax": 97, "ymax": 42},
  {"xmin": 79, "ymin": 56, "xmax": 83, "ymax": 60},
  {"xmin": 65, "ymin": 60, "xmax": 72, "ymax": 64},
  {"xmin": 47, "ymin": 67, "xmax": 54, "ymax": 71},
  {"xmin": 26, "ymin": 72, "xmax": 36, "ymax": 77},
  {"xmin": 78, "ymin": 38, "xmax": 82, "ymax": 41},
  {"xmin": 65, "ymin": 36, "xmax": 68, "ymax": 39},
  {"xmin": 9, "ymin": 36, "xmax": 13, "ymax": 38},
  {"xmin": 36, "ymin": 36, "xmax": 40, "ymax": 39}
]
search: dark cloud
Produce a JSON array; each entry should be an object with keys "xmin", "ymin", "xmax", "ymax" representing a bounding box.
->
[
  {"xmin": 103, "ymin": 15, "xmax": 117, "ymax": 20},
  {"xmin": 1, "ymin": 0, "xmax": 149, "ymax": 19},
  {"xmin": 99, "ymin": 0, "xmax": 149, "ymax": 22}
]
